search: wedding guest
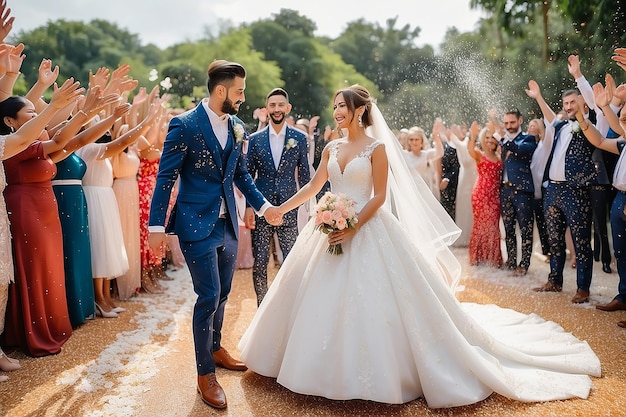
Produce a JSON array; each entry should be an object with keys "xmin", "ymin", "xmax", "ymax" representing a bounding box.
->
[
  {"xmin": 77, "ymin": 96, "xmax": 160, "ymax": 318},
  {"xmin": 403, "ymin": 124, "xmax": 443, "ymax": 199},
  {"xmin": 439, "ymin": 129, "xmax": 460, "ymax": 221},
  {"xmin": 244, "ymin": 88, "xmax": 310, "ymax": 306},
  {"xmin": 526, "ymin": 79, "xmax": 598, "ymax": 304},
  {"xmin": 528, "ymin": 117, "xmax": 551, "ymax": 262},
  {"xmin": 575, "ymin": 69, "xmax": 626, "ymax": 325},
  {"xmin": 0, "ymin": 74, "xmax": 83, "ymax": 369},
  {"xmin": 448, "ymin": 124, "xmax": 477, "ymax": 247},
  {"xmin": 463, "ymin": 122, "xmax": 503, "ymax": 267},
  {"xmin": 138, "ymin": 98, "xmax": 168, "ymax": 294},
  {"xmin": 51, "ymin": 86, "xmax": 126, "ymax": 327},
  {"xmin": 569, "ymin": 55, "xmax": 619, "ymax": 274},
  {"xmin": 2, "ymin": 79, "xmax": 86, "ymax": 356},
  {"xmin": 495, "ymin": 109, "xmax": 537, "ymax": 276}
]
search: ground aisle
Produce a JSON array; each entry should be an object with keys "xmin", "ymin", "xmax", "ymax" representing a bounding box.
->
[{"xmin": 1, "ymin": 247, "xmax": 625, "ymax": 416}]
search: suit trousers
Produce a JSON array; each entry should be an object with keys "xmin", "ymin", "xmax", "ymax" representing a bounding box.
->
[
  {"xmin": 610, "ymin": 191, "xmax": 626, "ymax": 303},
  {"xmin": 544, "ymin": 183, "xmax": 593, "ymax": 291},
  {"xmin": 591, "ymin": 185, "xmax": 614, "ymax": 264},
  {"xmin": 500, "ymin": 184, "xmax": 534, "ymax": 270},
  {"xmin": 180, "ymin": 219, "xmax": 238, "ymax": 375},
  {"xmin": 532, "ymin": 196, "xmax": 550, "ymax": 256},
  {"xmin": 251, "ymin": 216, "xmax": 298, "ymax": 306}
]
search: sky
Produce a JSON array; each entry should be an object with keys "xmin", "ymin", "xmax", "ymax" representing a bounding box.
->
[{"xmin": 9, "ymin": 0, "xmax": 485, "ymax": 50}]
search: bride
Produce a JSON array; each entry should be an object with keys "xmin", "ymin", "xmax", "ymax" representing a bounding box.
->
[{"xmin": 238, "ymin": 84, "xmax": 601, "ymax": 408}]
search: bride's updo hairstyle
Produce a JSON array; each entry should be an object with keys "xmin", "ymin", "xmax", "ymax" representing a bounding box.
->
[{"xmin": 334, "ymin": 85, "xmax": 373, "ymax": 128}]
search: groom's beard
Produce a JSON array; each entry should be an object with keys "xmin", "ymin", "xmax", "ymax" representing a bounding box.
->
[{"xmin": 222, "ymin": 97, "xmax": 241, "ymax": 115}]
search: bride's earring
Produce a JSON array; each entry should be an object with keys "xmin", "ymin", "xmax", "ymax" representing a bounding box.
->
[{"xmin": 358, "ymin": 113, "xmax": 363, "ymax": 127}]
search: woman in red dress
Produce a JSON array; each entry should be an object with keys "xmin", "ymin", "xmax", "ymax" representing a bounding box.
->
[{"xmin": 464, "ymin": 122, "xmax": 504, "ymax": 267}]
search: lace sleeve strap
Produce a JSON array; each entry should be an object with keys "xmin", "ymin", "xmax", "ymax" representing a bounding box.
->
[{"xmin": 363, "ymin": 140, "xmax": 384, "ymax": 160}]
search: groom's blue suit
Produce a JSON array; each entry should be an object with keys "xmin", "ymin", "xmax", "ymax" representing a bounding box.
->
[{"xmin": 149, "ymin": 101, "xmax": 267, "ymax": 375}]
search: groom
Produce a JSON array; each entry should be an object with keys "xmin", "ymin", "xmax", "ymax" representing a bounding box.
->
[{"xmin": 148, "ymin": 60, "xmax": 282, "ymax": 409}]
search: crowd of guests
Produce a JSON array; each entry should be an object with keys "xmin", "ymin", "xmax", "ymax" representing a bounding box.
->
[
  {"xmin": 395, "ymin": 49, "xmax": 626, "ymax": 328},
  {"xmin": 1, "ymin": 0, "xmax": 625, "ymax": 386},
  {"xmin": 0, "ymin": 3, "xmax": 187, "ymax": 381}
]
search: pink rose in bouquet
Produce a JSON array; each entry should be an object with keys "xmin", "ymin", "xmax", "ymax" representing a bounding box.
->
[{"xmin": 313, "ymin": 192, "xmax": 358, "ymax": 255}]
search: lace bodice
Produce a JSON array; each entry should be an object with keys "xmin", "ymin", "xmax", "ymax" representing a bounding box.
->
[{"xmin": 327, "ymin": 140, "xmax": 383, "ymax": 209}]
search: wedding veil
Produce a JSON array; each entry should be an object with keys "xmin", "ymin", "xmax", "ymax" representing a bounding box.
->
[{"xmin": 366, "ymin": 104, "xmax": 462, "ymax": 289}]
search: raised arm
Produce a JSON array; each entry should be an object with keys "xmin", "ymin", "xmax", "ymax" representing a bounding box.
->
[
  {"xmin": 466, "ymin": 121, "xmax": 482, "ymax": 163},
  {"xmin": 3, "ymin": 78, "xmax": 84, "ymax": 160},
  {"xmin": 25, "ymin": 59, "xmax": 59, "ymax": 113},
  {"xmin": 100, "ymin": 101, "xmax": 161, "ymax": 159},
  {"xmin": 593, "ymin": 75, "xmax": 624, "ymax": 137},
  {"xmin": 575, "ymin": 95, "xmax": 619, "ymax": 154},
  {"xmin": 0, "ymin": 0, "xmax": 14, "ymax": 44},
  {"xmin": 50, "ymin": 103, "xmax": 131, "ymax": 162},
  {"xmin": 0, "ymin": 42, "xmax": 23, "ymax": 101},
  {"xmin": 525, "ymin": 80, "xmax": 556, "ymax": 124}
]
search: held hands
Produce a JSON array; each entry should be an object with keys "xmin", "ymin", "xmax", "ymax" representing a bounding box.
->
[{"xmin": 264, "ymin": 206, "xmax": 283, "ymax": 226}]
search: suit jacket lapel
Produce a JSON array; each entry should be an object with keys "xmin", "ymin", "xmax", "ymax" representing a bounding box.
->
[{"xmin": 195, "ymin": 103, "xmax": 224, "ymax": 173}]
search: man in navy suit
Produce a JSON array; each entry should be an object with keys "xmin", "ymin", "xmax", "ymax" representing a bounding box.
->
[
  {"xmin": 526, "ymin": 81, "xmax": 598, "ymax": 304},
  {"xmin": 148, "ymin": 60, "xmax": 282, "ymax": 409},
  {"xmin": 244, "ymin": 88, "xmax": 310, "ymax": 306},
  {"xmin": 497, "ymin": 109, "xmax": 537, "ymax": 275}
]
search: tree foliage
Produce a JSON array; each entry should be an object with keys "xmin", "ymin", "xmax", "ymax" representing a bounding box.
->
[{"xmin": 8, "ymin": 2, "xmax": 625, "ymax": 134}]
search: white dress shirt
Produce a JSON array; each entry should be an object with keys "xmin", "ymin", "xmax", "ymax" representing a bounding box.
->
[{"xmin": 269, "ymin": 123, "xmax": 287, "ymax": 169}]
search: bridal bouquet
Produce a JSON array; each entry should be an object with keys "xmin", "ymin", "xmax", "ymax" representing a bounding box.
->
[{"xmin": 313, "ymin": 192, "xmax": 358, "ymax": 255}]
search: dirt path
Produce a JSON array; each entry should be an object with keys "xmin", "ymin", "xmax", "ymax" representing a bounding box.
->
[{"xmin": 1, "ymin": 248, "xmax": 625, "ymax": 416}]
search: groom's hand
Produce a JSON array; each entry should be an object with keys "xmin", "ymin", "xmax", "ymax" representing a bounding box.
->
[{"xmin": 264, "ymin": 206, "xmax": 283, "ymax": 226}]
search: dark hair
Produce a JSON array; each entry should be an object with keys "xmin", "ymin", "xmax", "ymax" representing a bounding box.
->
[
  {"xmin": 562, "ymin": 88, "xmax": 579, "ymax": 99},
  {"xmin": 0, "ymin": 96, "xmax": 29, "ymax": 135},
  {"xmin": 334, "ymin": 84, "xmax": 373, "ymax": 128},
  {"xmin": 505, "ymin": 108, "xmax": 522, "ymax": 119},
  {"xmin": 206, "ymin": 60, "xmax": 246, "ymax": 94},
  {"xmin": 266, "ymin": 87, "xmax": 289, "ymax": 103}
]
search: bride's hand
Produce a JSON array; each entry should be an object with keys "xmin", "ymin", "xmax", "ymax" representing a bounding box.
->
[{"xmin": 328, "ymin": 228, "xmax": 357, "ymax": 245}]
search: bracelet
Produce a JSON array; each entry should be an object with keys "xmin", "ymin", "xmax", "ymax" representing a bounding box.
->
[
  {"xmin": 580, "ymin": 121, "xmax": 589, "ymax": 131},
  {"xmin": 5, "ymin": 71, "xmax": 19, "ymax": 76}
]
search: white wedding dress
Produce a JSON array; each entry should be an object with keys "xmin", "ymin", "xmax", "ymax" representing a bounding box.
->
[{"xmin": 238, "ymin": 138, "xmax": 600, "ymax": 408}]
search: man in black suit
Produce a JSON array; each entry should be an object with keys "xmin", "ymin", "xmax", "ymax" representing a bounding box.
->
[{"xmin": 439, "ymin": 135, "xmax": 460, "ymax": 221}]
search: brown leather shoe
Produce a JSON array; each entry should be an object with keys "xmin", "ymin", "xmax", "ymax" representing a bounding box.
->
[
  {"xmin": 513, "ymin": 266, "xmax": 527, "ymax": 277},
  {"xmin": 197, "ymin": 373, "xmax": 226, "ymax": 409},
  {"xmin": 213, "ymin": 347, "xmax": 247, "ymax": 371},
  {"xmin": 596, "ymin": 298, "xmax": 626, "ymax": 312},
  {"xmin": 571, "ymin": 289, "xmax": 590, "ymax": 304},
  {"xmin": 533, "ymin": 281, "xmax": 562, "ymax": 292}
]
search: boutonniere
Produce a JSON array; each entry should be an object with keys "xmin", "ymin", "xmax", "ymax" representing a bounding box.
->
[
  {"xmin": 571, "ymin": 121, "xmax": 581, "ymax": 134},
  {"xmin": 233, "ymin": 123, "xmax": 246, "ymax": 143},
  {"xmin": 285, "ymin": 138, "xmax": 297, "ymax": 150}
]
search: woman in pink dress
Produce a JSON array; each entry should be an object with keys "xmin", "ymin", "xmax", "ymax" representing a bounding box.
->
[
  {"xmin": 464, "ymin": 122, "xmax": 504, "ymax": 267},
  {"xmin": 112, "ymin": 141, "xmax": 142, "ymax": 300}
]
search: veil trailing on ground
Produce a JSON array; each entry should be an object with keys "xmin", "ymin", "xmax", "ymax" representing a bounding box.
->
[{"xmin": 366, "ymin": 103, "xmax": 462, "ymax": 289}]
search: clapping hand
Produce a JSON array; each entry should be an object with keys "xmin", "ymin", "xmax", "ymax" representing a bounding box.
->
[
  {"xmin": 612, "ymin": 48, "xmax": 626, "ymax": 72},
  {"xmin": 264, "ymin": 206, "xmax": 283, "ymax": 226},
  {"xmin": 0, "ymin": 0, "xmax": 14, "ymax": 44}
]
